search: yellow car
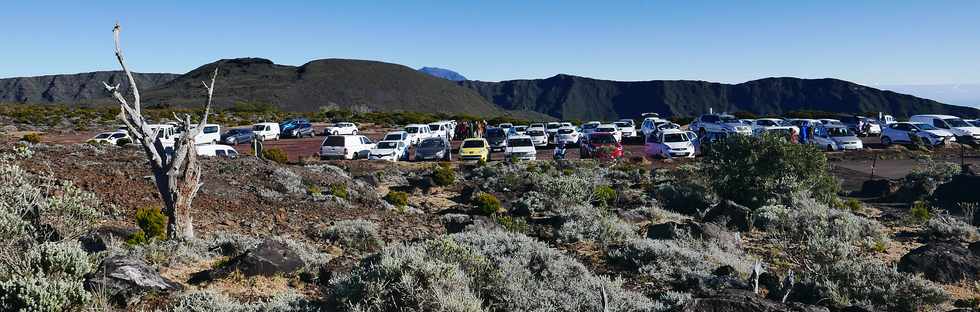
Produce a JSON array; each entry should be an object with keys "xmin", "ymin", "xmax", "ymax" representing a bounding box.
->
[{"xmin": 459, "ymin": 138, "xmax": 490, "ymax": 162}]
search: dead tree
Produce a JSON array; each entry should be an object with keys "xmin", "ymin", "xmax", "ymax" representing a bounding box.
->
[{"xmin": 102, "ymin": 23, "xmax": 218, "ymax": 240}]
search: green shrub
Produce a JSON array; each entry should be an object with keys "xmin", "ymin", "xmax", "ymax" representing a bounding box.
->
[
  {"xmin": 557, "ymin": 205, "xmax": 636, "ymax": 246},
  {"xmin": 0, "ymin": 242, "xmax": 93, "ymax": 311},
  {"xmin": 329, "ymin": 184, "xmax": 348, "ymax": 200},
  {"xmin": 701, "ymin": 133, "xmax": 840, "ymax": 209},
  {"xmin": 20, "ymin": 133, "xmax": 41, "ymax": 144},
  {"xmin": 593, "ymin": 185, "xmax": 617, "ymax": 207},
  {"xmin": 128, "ymin": 206, "xmax": 167, "ymax": 245},
  {"xmin": 383, "ymin": 191, "xmax": 409, "ymax": 208},
  {"xmin": 472, "ymin": 192, "xmax": 502, "ymax": 216},
  {"xmin": 307, "ymin": 185, "xmax": 322, "ymax": 197},
  {"xmin": 493, "ymin": 214, "xmax": 529, "ymax": 234},
  {"xmin": 843, "ymin": 198, "xmax": 863, "ymax": 212},
  {"xmin": 432, "ymin": 163, "xmax": 456, "ymax": 186},
  {"xmin": 263, "ymin": 148, "xmax": 288, "ymax": 164},
  {"xmin": 910, "ymin": 201, "xmax": 931, "ymax": 223},
  {"xmin": 320, "ymin": 219, "xmax": 383, "ymax": 253},
  {"xmin": 922, "ymin": 214, "xmax": 977, "ymax": 242}
]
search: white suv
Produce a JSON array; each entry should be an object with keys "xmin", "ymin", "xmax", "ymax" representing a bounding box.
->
[
  {"xmin": 526, "ymin": 127, "xmax": 548, "ymax": 147},
  {"xmin": 403, "ymin": 124, "xmax": 433, "ymax": 145},
  {"xmin": 323, "ymin": 122, "xmax": 358, "ymax": 136},
  {"xmin": 319, "ymin": 135, "xmax": 375, "ymax": 160},
  {"xmin": 554, "ymin": 126, "xmax": 581, "ymax": 146},
  {"xmin": 690, "ymin": 114, "xmax": 752, "ymax": 137},
  {"xmin": 880, "ymin": 122, "xmax": 956, "ymax": 146},
  {"xmin": 910, "ymin": 115, "xmax": 980, "ymax": 143},
  {"xmin": 615, "ymin": 119, "xmax": 637, "ymax": 138}
]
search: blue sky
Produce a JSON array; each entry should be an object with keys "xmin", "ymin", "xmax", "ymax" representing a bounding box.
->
[{"xmin": 1, "ymin": 1, "xmax": 978, "ymax": 86}]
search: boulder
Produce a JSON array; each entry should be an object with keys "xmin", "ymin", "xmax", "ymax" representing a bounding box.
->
[
  {"xmin": 898, "ymin": 243, "xmax": 980, "ymax": 283},
  {"xmin": 440, "ymin": 213, "xmax": 503, "ymax": 234},
  {"xmin": 85, "ymin": 256, "xmax": 181, "ymax": 304},
  {"xmin": 859, "ymin": 179, "xmax": 899, "ymax": 198},
  {"xmin": 189, "ymin": 240, "xmax": 306, "ymax": 284},
  {"xmin": 704, "ymin": 200, "xmax": 753, "ymax": 232},
  {"xmin": 647, "ymin": 220, "xmax": 734, "ymax": 242},
  {"xmin": 930, "ymin": 174, "xmax": 980, "ymax": 216},
  {"xmin": 682, "ymin": 289, "xmax": 829, "ymax": 312},
  {"xmin": 78, "ymin": 225, "xmax": 137, "ymax": 253}
]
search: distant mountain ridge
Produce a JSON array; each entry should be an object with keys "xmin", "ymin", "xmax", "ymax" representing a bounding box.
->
[
  {"xmin": 418, "ymin": 67, "xmax": 467, "ymax": 81},
  {"xmin": 459, "ymin": 75, "xmax": 980, "ymax": 120},
  {"xmin": 0, "ymin": 71, "xmax": 178, "ymax": 104}
]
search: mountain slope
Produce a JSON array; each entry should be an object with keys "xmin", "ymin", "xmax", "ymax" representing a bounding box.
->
[
  {"xmin": 460, "ymin": 75, "xmax": 980, "ymax": 120},
  {"xmin": 418, "ymin": 67, "xmax": 467, "ymax": 81},
  {"xmin": 0, "ymin": 71, "xmax": 178, "ymax": 103}
]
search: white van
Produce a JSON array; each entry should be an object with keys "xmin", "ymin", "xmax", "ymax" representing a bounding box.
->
[
  {"xmin": 147, "ymin": 124, "xmax": 178, "ymax": 148},
  {"xmin": 196, "ymin": 144, "xmax": 239, "ymax": 158},
  {"xmin": 252, "ymin": 122, "xmax": 280, "ymax": 141},
  {"xmin": 910, "ymin": 114, "xmax": 980, "ymax": 142},
  {"xmin": 404, "ymin": 124, "xmax": 433, "ymax": 145},
  {"xmin": 193, "ymin": 124, "xmax": 221, "ymax": 144},
  {"xmin": 319, "ymin": 135, "xmax": 375, "ymax": 160}
]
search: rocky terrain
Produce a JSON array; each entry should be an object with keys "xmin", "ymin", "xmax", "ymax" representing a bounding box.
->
[{"xmin": 0, "ymin": 71, "xmax": 177, "ymax": 104}]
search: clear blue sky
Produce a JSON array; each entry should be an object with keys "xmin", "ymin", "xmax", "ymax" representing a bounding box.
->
[{"xmin": 1, "ymin": 1, "xmax": 978, "ymax": 85}]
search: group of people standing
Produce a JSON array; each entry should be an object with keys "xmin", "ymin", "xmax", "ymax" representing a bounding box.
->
[{"xmin": 456, "ymin": 120, "xmax": 489, "ymax": 138}]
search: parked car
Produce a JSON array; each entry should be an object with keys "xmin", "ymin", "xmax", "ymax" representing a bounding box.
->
[
  {"xmin": 368, "ymin": 140, "xmax": 410, "ymax": 161},
  {"xmin": 382, "ymin": 131, "xmax": 411, "ymax": 145},
  {"xmin": 148, "ymin": 124, "xmax": 179, "ymax": 148},
  {"xmin": 810, "ymin": 125, "xmax": 864, "ymax": 151},
  {"xmin": 510, "ymin": 125, "xmax": 529, "ymax": 137},
  {"xmin": 690, "ymin": 114, "xmax": 752, "ymax": 137},
  {"xmin": 966, "ymin": 119, "xmax": 980, "ymax": 127},
  {"xmin": 554, "ymin": 126, "xmax": 581, "ymax": 146},
  {"xmin": 319, "ymin": 135, "xmax": 374, "ymax": 160},
  {"xmin": 593, "ymin": 124, "xmax": 622, "ymax": 142},
  {"xmin": 751, "ymin": 118, "xmax": 797, "ymax": 136},
  {"xmin": 645, "ymin": 129, "xmax": 697, "ymax": 159},
  {"xmin": 580, "ymin": 121, "xmax": 601, "ymax": 135},
  {"xmin": 252, "ymin": 122, "xmax": 280, "ymax": 141},
  {"xmin": 881, "ymin": 122, "xmax": 956, "ymax": 146},
  {"xmin": 280, "ymin": 118, "xmax": 314, "ymax": 138},
  {"xmin": 485, "ymin": 128, "xmax": 508, "ymax": 152},
  {"xmin": 192, "ymin": 124, "xmax": 221, "ymax": 144},
  {"xmin": 498, "ymin": 123, "xmax": 514, "ymax": 131},
  {"xmin": 414, "ymin": 137, "xmax": 452, "ymax": 161},
  {"xmin": 545, "ymin": 122, "xmax": 562, "ymax": 140},
  {"xmin": 221, "ymin": 128, "xmax": 255, "ymax": 145},
  {"xmin": 459, "ymin": 138, "xmax": 490, "ymax": 162},
  {"xmin": 322, "ymin": 122, "xmax": 358, "ymax": 136},
  {"xmin": 195, "ymin": 144, "xmax": 239, "ymax": 158},
  {"xmin": 580, "ymin": 133, "xmax": 623, "ymax": 159},
  {"xmin": 428, "ymin": 121, "xmax": 452, "ymax": 140},
  {"xmin": 640, "ymin": 117, "xmax": 670, "ymax": 138},
  {"xmin": 88, "ymin": 131, "xmax": 130, "ymax": 145},
  {"xmin": 840, "ymin": 116, "xmax": 882, "ymax": 136},
  {"xmin": 526, "ymin": 127, "xmax": 548, "ymax": 147},
  {"xmin": 910, "ymin": 114, "xmax": 980, "ymax": 143},
  {"xmin": 404, "ymin": 124, "xmax": 434, "ymax": 145},
  {"xmin": 560, "ymin": 122, "xmax": 574, "ymax": 128},
  {"xmin": 529, "ymin": 123, "xmax": 545, "ymax": 130},
  {"xmin": 504, "ymin": 135, "xmax": 536, "ymax": 161},
  {"xmin": 615, "ymin": 119, "xmax": 637, "ymax": 138},
  {"xmin": 818, "ymin": 119, "xmax": 844, "ymax": 126}
]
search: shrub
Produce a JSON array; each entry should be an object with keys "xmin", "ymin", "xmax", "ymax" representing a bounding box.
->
[
  {"xmin": 0, "ymin": 163, "xmax": 101, "ymax": 243},
  {"xmin": 330, "ymin": 230, "xmax": 664, "ymax": 312},
  {"xmin": 910, "ymin": 201, "xmax": 931, "ymax": 223},
  {"xmin": 0, "ymin": 242, "xmax": 92, "ymax": 311},
  {"xmin": 320, "ymin": 220, "xmax": 383, "ymax": 253},
  {"xmin": 701, "ymin": 134, "xmax": 840, "ymax": 209},
  {"xmin": 593, "ymin": 185, "xmax": 617, "ymax": 207},
  {"xmin": 383, "ymin": 191, "xmax": 408, "ymax": 208},
  {"xmin": 819, "ymin": 258, "xmax": 947, "ymax": 312},
  {"xmin": 493, "ymin": 214, "xmax": 529, "ymax": 234},
  {"xmin": 20, "ymin": 133, "xmax": 41, "ymax": 144},
  {"xmin": 263, "ymin": 148, "xmax": 288, "ymax": 164},
  {"xmin": 272, "ymin": 168, "xmax": 305, "ymax": 194},
  {"xmin": 171, "ymin": 290, "xmax": 319, "ymax": 312},
  {"xmin": 651, "ymin": 165, "xmax": 718, "ymax": 216},
  {"xmin": 922, "ymin": 214, "xmax": 977, "ymax": 242},
  {"xmin": 329, "ymin": 184, "xmax": 348, "ymax": 200},
  {"xmin": 557, "ymin": 205, "xmax": 636, "ymax": 246},
  {"xmin": 432, "ymin": 163, "xmax": 456, "ymax": 186},
  {"xmin": 609, "ymin": 236, "xmax": 753, "ymax": 285},
  {"xmin": 472, "ymin": 192, "xmax": 502, "ymax": 216},
  {"xmin": 843, "ymin": 198, "xmax": 863, "ymax": 212},
  {"xmin": 900, "ymin": 161, "xmax": 960, "ymax": 202},
  {"xmin": 131, "ymin": 206, "xmax": 167, "ymax": 244}
]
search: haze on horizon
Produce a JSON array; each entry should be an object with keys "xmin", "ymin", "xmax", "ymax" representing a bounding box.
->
[{"xmin": 1, "ymin": 1, "xmax": 978, "ymax": 91}]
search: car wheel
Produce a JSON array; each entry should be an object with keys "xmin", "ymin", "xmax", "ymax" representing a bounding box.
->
[
  {"xmin": 826, "ymin": 144, "xmax": 833, "ymax": 152},
  {"xmin": 699, "ymin": 129, "xmax": 707, "ymax": 139},
  {"xmin": 352, "ymin": 130, "xmax": 358, "ymax": 135},
  {"xmin": 881, "ymin": 136, "xmax": 892, "ymax": 145}
]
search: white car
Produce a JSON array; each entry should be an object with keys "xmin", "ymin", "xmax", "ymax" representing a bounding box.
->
[
  {"xmin": 252, "ymin": 122, "xmax": 280, "ymax": 141},
  {"xmin": 323, "ymin": 122, "xmax": 358, "ymax": 136},
  {"xmin": 690, "ymin": 114, "xmax": 752, "ymax": 137},
  {"xmin": 428, "ymin": 121, "xmax": 452, "ymax": 140},
  {"xmin": 511, "ymin": 125, "xmax": 529, "ymax": 137},
  {"xmin": 910, "ymin": 115, "xmax": 980, "ymax": 143},
  {"xmin": 192, "ymin": 123, "xmax": 221, "ymax": 144},
  {"xmin": 526, "ymin": 127, "xmax": 548, "ymax": 147},
  {"xmin": 751, "ymin": 118, "xmax": 797, "ymax": 136},
  {"xmin": 818, "ymin": 119, "xmax": 844, "ymax": 127},
  {"xmin": 545, "ymin": 122, "xmax": 562, "ymax": 139},
  {"xmin": 195, "ymin": 144, "xmax": 239, "ymax": 158},
  {"xmin": 319, "ymin": 135, "xmax": 375, "ymax": 160},
  {"xmin": 881, "ymin": 122, "xmax": 956, "ymax": 146},
  {"xmin": 403, "ymin": 124, "xmax": 434, "ymax": 145},
  {"xmin": 593, "ymin": 124, "xmax": 622, "ymax": 142},
  {"xmin": 382, "ymin": 131, "xmax": 411, "ymax": 145},
  {"xmin": 368, "ymin": 140, "xmax": 410, "ymax": 161},
  {"xmin": 645, "ymin": 129, "xmax": 697, "ymax": 159},
  {"xmin": 498, "ymin": 123, "xmax": 514, "ymax": 131},
  {"xmin": 810, "ymin": 126, "xmax": 864, "ymax": 151},
  {"xmin": 148, "ymin": 124, "xmax": 179, "ymax": 148},
  {"xmin": 615, "ymin": 119, "xmax": 637, "ymax": 138},
  {"xmin": 580, "ymin": 121, "xmax": 601, "ymax": 135},
  {"xmin": 639, "ymin": 117, "xmax": 670, "ymax": 138},
  {"xmin": 554, "ymin": 126, "xmax": 581, "ymax": 146},
  {"xmin": 504, "ymin": 135, "xmax": 536, "ymax": 161},
  {"xmin": 89, "ymin": 131, "xmax": 130, "ymax": 145}
]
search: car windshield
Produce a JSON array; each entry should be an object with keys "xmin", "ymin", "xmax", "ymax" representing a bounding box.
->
[
  {"xmin": 203, "ymin": 126, "xmax": 218, "ymax": 133},
  {"xmin": 420, "ymin": 139, "xmax": 445, "ymax": 148},
  {"xmin": 487, "ymin": 129, "xmax": 505, "ymax": 138},
  {"xmin": 252, "ymin": 125, "xmax": 266, "ymax": 131},
  {"xmin": 558, "ymin": 129, "xmax": 574, "ymax": 134},
  {"xmin": 596, "ymin": 127, "xmax": 615, "ymax": 133},
  {"xmin": 943, "ymin": 118, "xmax": 971, "ymax": 127},
  {"xmin": 95, "ymin": 133, "xmax": 112, "ymax": 139},
  {"xmin": 546, "ymin": 123, "xmax": 560, "ymax": 129},
  {"xmin": 515, "ymin": 126, "xmax": 527, "ymax": 131},
  {"xmin": 384, "ymin": 134, "xmax": 403, "ymax": 141},
  {"xmin": 969, "ymin": 120, "xmax": 980, "ymax": 127},
  {"xmin": 664, "ymin": 133, "xmax": 688, "ymax": 142},
  {"xmin": 462, "ymin": 140, "xmax": 485, "ymax": 148},
  {"xmin": 428, "ymin": 125, "xmax": 441, "ymax": 131},
  {"xmin": 827, "ymin": 127, "xmax": 853, "ymax": 137},
  {"xmin": 508, "ymin": 138, "xmax": 532, "ymax": 147},
  {"xmin": 333, "ymin": 123, "xmax": 349, "ymax": 127},
  {"xmin": 377, "ymin": 142, "xmax": 398, "ymax": 149},
  {"xmin": 323, "ymin": 136, "xmax": 346, "ymax": 146},
  {"xmin": 405, "ymin": 127, "xmax": 420, "ymax": 133},
  {"xmin": 527, "ymin": 130, "xmax": 545, "ymax": 136},
  {"xmin": 914, "ymin": 123, "xmax": 939, "ymax": 130},
  {"xmin": 756, "ymin": 120, "xmax": 778, "ymax": 127},
  {"xmin": 590, "ymin": 135, "xmax": 617, "ymax": 144},
  {"xmin": 582, "ymin": 123, "xmax": 598, "ymax": 129},
  {"xmin": 614, "ymin": 122, "xmax": 630, "ymax": 127},
  {"xmin": 719, "ymin": 115, "xmax": 738, "ymax": 122}
]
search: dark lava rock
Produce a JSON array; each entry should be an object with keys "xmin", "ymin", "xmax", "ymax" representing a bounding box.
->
[
  {"xmin": 440, "ymin": 213, "xmax": 502, "ymax": 234},
  {"xmin": 190, "ymin": 240, "xmax": 306, "ymax": 284},
  {"xmin": 85, "ymin": 256, "xmax": 181, "ymax": 305},
  {"xmin": 647, "ymin": 220, "xmax": 734, "ymax": 242},
  {"xmin": 859, "ymin": 179, "xmax": 899, "ymax": 198},
  {"xmin": 704, "ymin": 200, "xmax": 753, "ymax": 232},
  {"xmin": 931, "ymin": 174, "xmax": 980, "ymax": 217},
  {"xmin": 682, "ymin": 289, "xmax": 830, "ymax": 312},
  {"xmin": 78, "ymin": 225, "xmax": 137, "ymax": 253},
  {"xmin": 898, "ymin": 242, "xmax": 980, "ymax": 283}
]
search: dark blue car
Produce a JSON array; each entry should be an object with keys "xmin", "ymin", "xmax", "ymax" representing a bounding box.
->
[
  {"xmin": 280, "ymin": 118, "xmax": 314, "ymax": 138},
  {"xmin": 221, "ymin": 128, "xmax": 255, "ymax": 145}
]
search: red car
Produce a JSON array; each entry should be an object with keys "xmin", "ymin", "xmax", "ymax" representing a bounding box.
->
[{"xmin": 580, "ymin": 133, "xmax": 623, "ymax": 159}]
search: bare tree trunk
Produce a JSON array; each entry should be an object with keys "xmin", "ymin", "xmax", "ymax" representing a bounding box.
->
[{"xmin": 102, "ymin": 23, "xmax": 218, "ymax": 240}]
